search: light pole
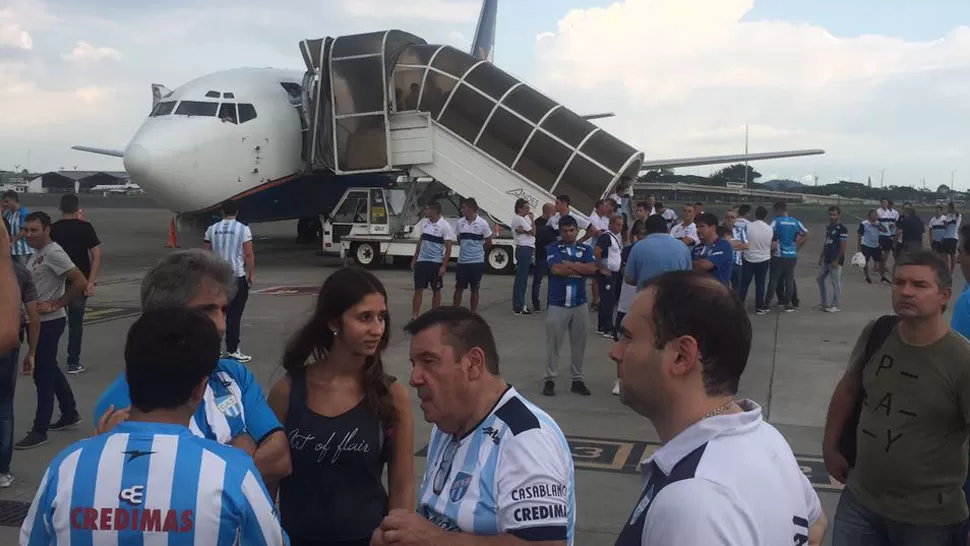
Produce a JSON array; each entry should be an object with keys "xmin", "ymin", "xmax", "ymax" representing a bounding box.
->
[
  {"xmin": 879, "ymin": 169, "xmax": 885, "ymax": 188},
  {"xmin": 743, "ymin": 122, "xmax": 749, "ymax": 187}
]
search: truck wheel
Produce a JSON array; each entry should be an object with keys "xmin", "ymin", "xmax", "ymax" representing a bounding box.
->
[
  {"xmin": 486, "ymin": 246, "xmax": 514, "ymax": 274},
  {"xmin": 351, "ymin": 242, "xmax": 379, "ymax": 268}
]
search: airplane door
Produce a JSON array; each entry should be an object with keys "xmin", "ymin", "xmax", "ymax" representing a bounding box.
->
[
  {"xmin": 369, "ymin": 188, "xmax": 389, "ymax": 236},
  {"xmin": 330, "ymin": 190, "xmax": 370, "ymax": 244}
]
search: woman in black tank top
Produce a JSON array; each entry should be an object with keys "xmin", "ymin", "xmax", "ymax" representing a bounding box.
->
[{"xmin": 268, "ymin": 268, "xmax": 414, "ymax": 546}]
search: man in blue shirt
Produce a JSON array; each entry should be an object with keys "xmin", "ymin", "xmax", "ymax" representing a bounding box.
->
[
  {"xmin": 21, "ymin": 307, "xmax": 287, "ymax": 545},
  {"xmin": 93, "ymin": 249, "xmax": 291, "ymax": 490},
  {"xmin": 543, "ymin": 215, "xmax": 598, "ymax": 397},
  {"xmin": 625, "ymin": 215, "xmax": 692, "ymax": 290},
  {"xmin": 766, "ymin": 201, "xmax": 809, "ymax": 312},
  {"xmin": 691, "ymin": 214, "xmax": 733, "ymax": 285}
]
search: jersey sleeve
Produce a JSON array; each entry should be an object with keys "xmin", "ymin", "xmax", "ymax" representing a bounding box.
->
[
  {"xmin": 546, "ymin": 244, "xmax": 563, "ymax": 267},
  {"xmin": 93, "ymin": 374, "xmax": 132, "ymax": 425},
  {"xmin": 242, "ymin": 225, "xmax": 253, "ymax": 244},
  {"xmin": 47, "ymin": 248, "xmax": 77, "ymax": 277},
  {"xmin": 482, "ymin": 221, "xmax": 493, "ymax": 239},
  {"xmin": 839, "ymin": 225, "xmax": 849, "ymax": 240},
  {"xmin": 496, "ymin": 430, "xmax": 572, "ymax": 541},
  {"xmin": 596, "ymin": 233, "xmax": 611, "ymax": 253},
  {"xmin": 641, "ymin": 479, "xmax": 753, "ymax": 545},
  {"xmin": 857, "ymin": 223, "xmax": 865, "ymax": 236},
  {"xmin": 225, "ymin": 360, "xmax": 283, "ymax": 443},
  {"xmin": 708, "ymin": 241, "xmax": 732, "ymax": 269},
  {"xmin": 798, "ymin": 470, "xmax": 822, "ymax": 525},
  {"xmin": 20, "ymin": 467, "xmax": 54, "ymax": 545},
  {"xmin": 443, "ymin": 221, "xmax": 457, "ymax": 242},
  {"xmin": 797, "ymin": 220, "xmax": 808, "ymax": 235},
  {"xmin": 237, "ymin": 464, "xmax": 288, "ymax": 545},
  {"xmin": 204, "ymin": 225, "xmax": 213, "ymax": 243}
]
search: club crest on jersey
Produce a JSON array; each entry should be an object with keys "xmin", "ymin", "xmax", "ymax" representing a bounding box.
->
[
  {"xmin": 630, "ymin": 484, "xmax": 655, "ymax": 525},
  {"xmin": 215, "ymin": 394, "xmax": 241, "ymax": 417},
  {"xmin": 449, "ymin": 472, "xmax": 473, "ymax": 502}
]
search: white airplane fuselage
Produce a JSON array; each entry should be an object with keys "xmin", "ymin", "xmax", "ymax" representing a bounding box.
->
[{"xmin": 123, "ymin": 68, "xmax": 307, "ymax": 216}]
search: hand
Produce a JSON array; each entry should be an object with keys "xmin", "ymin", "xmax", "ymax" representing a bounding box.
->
[
  {"xmin": 230, "ymin": 432, "xmax": 257, "ymax": 456},
  {"xmin": 378, "ymin": 509, "xmax": 445, "ymax": 546},
  {"xmin": 21, "ymin": 354, "xmax": 34, "ymax": 376},
  {"xmin": 37, "ymin": 301, "xmax": 56, "ymax": 314},
  {"xmin": 832, "ymin": 263, "xmax": 840, "ymax": 269},
  {"xmin": 370, "ymin": 528, "xmax": 390, "ymax": 546},
  {"xmin": 96, "ymin": 404, "xmax": 131, "ymax": 435},
  {"xmin": 247, "ymin": 275, "xmax": 253, "ymax": 288},
  {"xmin": 84, "ymin": 283, "xmax": 96, "ymax": 297},
  {"xmin": 438, "ymin": 264, "xmax": 447, "ymax": 277},
  {"xmin": 410, "ymin": 259, "xmax": 416, "ymax": 270},
  {"xmin": 823, "ymin": 447, "xmax": 850, "ymax": 484}
]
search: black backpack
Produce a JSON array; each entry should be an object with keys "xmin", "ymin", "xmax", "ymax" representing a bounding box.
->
[{"xmin": 839, "ymin": 314, "xmax": 900, "ymax": 467}]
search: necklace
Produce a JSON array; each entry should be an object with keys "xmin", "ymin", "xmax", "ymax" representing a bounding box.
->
[{"xmin": 702, "ymin": 400, "xmax": 737, "ymax": 420}]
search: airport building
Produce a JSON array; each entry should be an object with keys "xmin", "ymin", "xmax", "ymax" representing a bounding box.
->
[
  {"xmin": 632, "ymin": 181, "xmax": 872, "ymax": 207},
  {"xmin": 20, "ymin": 171, "xmax": 130, "ymax": 194}
]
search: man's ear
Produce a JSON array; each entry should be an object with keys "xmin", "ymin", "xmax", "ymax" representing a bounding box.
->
[
  {"xmin": 464, "ymin": 347, "xmax": 488, "ymax": 381},
  {"xmin": 190, "ymin": 376, "xmax": 209, "ymax": 404}
]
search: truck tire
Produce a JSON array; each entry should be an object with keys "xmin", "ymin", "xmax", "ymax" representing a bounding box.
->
[
  {"xmin": 351, "ymin": 242, "xmax": 379, "ymax": 268},
  {"xmin": 486, "ymin": 245, "xmax": 514, "ymax": 275}
]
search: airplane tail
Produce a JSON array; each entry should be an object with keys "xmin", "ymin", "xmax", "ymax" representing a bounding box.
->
[{"xmin": 470, "ymin": 0, "xmax": 497, "ymax": 61}]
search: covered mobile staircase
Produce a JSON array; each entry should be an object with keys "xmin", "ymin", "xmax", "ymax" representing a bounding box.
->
[{"xmin": 299, "ymin": 30, "xmax": 643, "ymax": 222}]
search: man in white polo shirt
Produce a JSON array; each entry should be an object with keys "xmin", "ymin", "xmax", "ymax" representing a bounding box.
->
[{"xmin": 610, "ymin": 271, "xmax": 826, "ymax": 545}]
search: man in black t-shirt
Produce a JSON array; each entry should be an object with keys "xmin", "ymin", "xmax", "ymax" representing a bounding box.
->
[
  {"xmin": 896, "ymin": 203, "xmax": 925, "ymax": 257},
  {"xmin": 531, "ymin": 203, "xmax": 557, "ymax": 312},
  {"xmin": 49, "ymin": 194, "xmax": 100, "ymax": 375}
]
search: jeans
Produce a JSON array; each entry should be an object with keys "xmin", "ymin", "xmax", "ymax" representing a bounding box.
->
[
  {"xmin": 614, "ymin": 311, "xmax": 626, "ymax": 341},
  {"xmin": 513, "ymin": 246, "xmax": 534, "ymax": 312},
  {"xmin": 226, "ymin": 277, "xmax": 250, "ymax": 353},
  {"xmin": 730, "ymin": 263, "xmax": 742, "ymax": 294},
  {"xmin": 739, "ymin": 259, "xmax": 770, "ymax": 309},
  {"xmin": 0, "ymin": 346, "xmax": 18, "ymax": 474},
  {"xmin": 596, "ymin": 272, "xmax": 619, "ymax": 333},
  {"xmin": 766, "ymin": 256, "xmax": 798, "ymax": 307},
  {"xmin": 66, "ymin": 295, "xmax": 87, "ymax": 367},
  {"xmin": 833, "ymin": 487, "xmax": 964, "ymax": 546},
  {"xmin": 817, "ymin": 262, "xmax": 843, "ymax": 307},
  {"xmin": 32, "ymin": 318, "xmax": 77, "ymax": 435},
  {"xmin": 531, "ymin": 258, "xmax": 547, "ymax": 309}
]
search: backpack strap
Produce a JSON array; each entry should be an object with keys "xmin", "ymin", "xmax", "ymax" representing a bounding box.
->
[{"xmin": 858, "ymin": 314, "xmax": 900, "ymax": 374}]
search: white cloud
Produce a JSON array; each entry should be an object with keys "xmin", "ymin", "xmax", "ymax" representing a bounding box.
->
[
  {"xmin": 0, "ymin": 63, "xmax": 117, "ymax": 128},
  {"xmin": 62, "ymin": 41, "xmax": 121, "ymax": 62},
  {"xmin": 449, "ymin": 30, "xmax": 466, "ymax": 42},
  {"xmin": 341, "ymin": 0, "xmax": 480, "ymax": 23},
  {"xmin": 534, "ymin": 0, "xmax": 970, "ymax": 187},
  {"xmin": 0, "ymin": 21, "xmax": 32, "ymax": 49}
]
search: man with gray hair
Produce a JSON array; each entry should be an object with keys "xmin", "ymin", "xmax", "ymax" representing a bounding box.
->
[{"xmin": 92, "ymin": 249, "xmax": 291, "ymax": 488}]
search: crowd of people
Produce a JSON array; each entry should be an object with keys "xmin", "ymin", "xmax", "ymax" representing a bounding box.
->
[{"xmin": 4, "ymin": 186, "xmax": 970, "ymax": 545}]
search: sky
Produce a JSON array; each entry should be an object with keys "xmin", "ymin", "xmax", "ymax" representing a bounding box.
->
[{"xmin": 1, "ymin": 0, "xmax": 969, "ymax": 189}]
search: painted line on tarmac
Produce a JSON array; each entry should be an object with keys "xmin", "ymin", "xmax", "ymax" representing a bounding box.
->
[
  {"xmin": 84, "ymin": 306, "xmax": 141, "ymax": 325},
  {"xmin": 417, "ymin": 434, "xmax": 843, "ymax": 493}
]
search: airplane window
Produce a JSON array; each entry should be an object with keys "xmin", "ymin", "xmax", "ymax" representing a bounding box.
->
[
  {"xmin": 175, "ymin": 101, "xmax": 219, "ymax": 116},
  {"xmin": 205, "ymin": 91, "xmax": 220, "ymax": 98},
  {"xmin": 223, "ymin": 92, "xmax": 235, "ymax": 99},
  {"xmin": 151, "ymin": 101, "xmax": 176, "ymax": 117},
  {"xmin": 238, "ymin": 103, "xmax": 257, "ymax": 123},
  {"xmin": 219, "ymin": 103, "xmax": 238, "ymax": 124}
]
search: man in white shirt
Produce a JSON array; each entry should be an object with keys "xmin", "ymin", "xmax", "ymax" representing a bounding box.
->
[
  {"xmin": 453, "ymin": 198, "xmax": 493, "ymax": 314},
  {"xmin": 411, "ymin": 201, "xmax": 456, "ymax": 320},
  {"xmin": 610, "ymin": 271, "xmax": 826, "ymax": 545},
  {"xmin": 203, "ymin": 200, "xmax": 254, "ymax": 362},
  {"xmin": 670, "ymin": 204, "xmax": 697, "ymax": 246},
  {"xmin": 738, "ymin": 206, "xmax": 774, "ymax": 314},
  {"xmin": 584, "ymin": 199, "xmax": 612, "ymax": 310},
  {"xmin": 510, "ymin": 198, "xmax": 535, "ymax": 315},
  {"xmin": 593, "ymin": 215, "xmax": 624, "ymax": 338},
  {"xmin": 655, "ymin": 202, "xmax": 677, "ymax": 231}
]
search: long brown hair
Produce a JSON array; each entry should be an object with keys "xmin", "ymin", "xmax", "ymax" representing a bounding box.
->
[{"xmin": 281, "ymin": 267, "xmax": 396, "ymax": 425}]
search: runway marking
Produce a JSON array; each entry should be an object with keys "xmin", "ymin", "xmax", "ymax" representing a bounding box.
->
[
  {"xmin": 84, "ymin": 306, "xmax": 141, "ymax": 325},
  {"xmin": 417, "ymin": 434, "xmax": 843, "ymax": 493},
  {"xmin": 252, "ymin": 285, "xmax": 319, "ymax": 296}
]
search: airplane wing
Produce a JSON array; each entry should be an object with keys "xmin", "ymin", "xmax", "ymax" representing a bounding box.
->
[
  {"xmin": 639, "ymin": 149, "xmax": 825, "ymax": 172},
  {"xmin": 71, "ymin": 145, "xmax": 125, "ymax": 158}
]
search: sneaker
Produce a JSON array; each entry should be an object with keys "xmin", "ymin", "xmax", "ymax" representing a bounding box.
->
[
  {"xmin": 881, "ymin": 277, "xmax": 891, "ymax": 284},
  {"xmin": 600, "ymin": 331, "xmax": 614, "ymax": 339},
  {"xmin": 49, "ymin": 413, "xmax": 82, "ymax": 431},
  {"xmin": 571, "ymin": 380, "xmax": 591, "ymax": 396},
  {"xmin": 813, "ymin": 304, "xmax": 827, "ymax": 312},
  {"xmin": 826, "ymin": 306, "xmax": 841, "ymax": 313},
  {"xmin": 66, "ymin": 363, "xmax": 86, "ymax": 375},
  {"xmin": 14, "ymin": 431, "xmax": 48, "ymax": 450},
  {"xmin": 755, "ymin": 308, "xmax": 769, "ymax": 315},
  {"xmin": 225, "ymin": 350, "xmax": 252, "ymax": 363},
  {"xmin": 521, "ymin": 308, "xmax": 532, "ymax": 315},
  {"xmin": 865, "ymin": 276, "xmax": 872, "ymax": 284},
  {"xmin": 784, "ymin": 305, "xmax": 795, "ymax": 313},
  {"xmin": 532, "ymin": 303, "xmax": 542, "ymax": 312},
  {"xmin": 542, "ymin": 380, "xmax": 555, "ymax": 396},
  {"xmin": 612, "ymin": 380, "xmax": 620, "ymax": 396},
  {"xmin": 0, "ymin": 473, "xmax": 13, "ymax": 488}
]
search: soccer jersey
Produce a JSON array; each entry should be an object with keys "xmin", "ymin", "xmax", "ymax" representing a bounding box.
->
[
  {"xmin": 929, "ymin": 215, "xmax": 947, "ymax": 242},
  {"xmin": 456, "ymin": 216, "xmax": 493, "ymax": 264},
  {"xmin": 945, "ymin": 213, "xmax": 962, "ymax": 240},
  {"xmin": 205, "ymin": 218, "xmax": 253, "ymax": 278},
  {"xmin": 546, "ymin": 241, "xmax": 596, "ymax": 308},
  {"xmin": 669, "ymin": 222, "xmax": 697, "ymax": 244},
  {"xmin": 94, "ymin": 359, "xmax": 282, "ymax": 445},
  {"xmin": 770, "ymin": 216, "xmax": 808, "ymax": 258},
  {"xmin": 417, "ymin": 217, "xmax": 456, "ymax": 263},
  {"xmin": 877, "ymin": 207, "xmax": 899, "ymax": 237},
  {"xmin": 418, "ymin": 387, "xmax": 575, "ymax": 543},
  {"xmin": 20, "ymin": 421, "xmax": 287, "ymax": 545},
  {"xmin": 858, "ymin": 220, "xmax": 884, "ymax": 248},
  {"xmin": 4, "ymin": 205, "xmax": 34, "ymax": 257}
]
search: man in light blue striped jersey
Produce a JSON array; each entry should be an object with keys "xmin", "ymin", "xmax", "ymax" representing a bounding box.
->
[
  {"xmin": 372, "ymin": 307, "xmax": 574, "ymax": 545},
  {"xmin": 2, "ymin": 190, "xmax": 34, "ymax": 266},
  {"xmin": 204, "ymin": 200, "xmax": 255, "ymax": 363},
  {"xmin": 21, "ymin": 306, "xmax": 288, "ymax": 545}
]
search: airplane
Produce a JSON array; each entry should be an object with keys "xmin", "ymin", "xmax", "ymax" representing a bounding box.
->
[{"xmin": 72, "ymin": 0, "xmax": 823, "ymax": 240}]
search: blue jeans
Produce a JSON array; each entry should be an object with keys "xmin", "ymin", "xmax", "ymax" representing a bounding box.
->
[
  {"xmin": 66, "ymin": 295, "xmax": 87, "ymax": 367},
  {"xmin": 817, "ymin": 262, "xmax": 843, "ymax": 307},
  {"xmin": 32, "ymin": 318, "xmax": 77, "ymax": 435},
  {"xmin": 0, "ymin": 346, "xmax": 17, "ymax": 474},
  {"xmin": 833, "ymin": 487, "xmax": 964, "ymax": 546},
  {"xmin": 513, "ymin": 246, "xmax": 534, "ymax": 312}
]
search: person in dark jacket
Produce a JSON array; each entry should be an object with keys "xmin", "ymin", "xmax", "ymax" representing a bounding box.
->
[{"xmin": 532, "ymin": 203, "xmax": 558, "ymax": 312}]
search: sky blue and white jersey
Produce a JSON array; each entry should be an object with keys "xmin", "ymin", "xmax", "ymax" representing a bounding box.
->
[
  {"xmin": 731, "ymin": 224, "xmax": 748, "ymax": 266},
  {"xmin": 456, "ymin": 215, "xmax": 493, "ymax": 264},
  {"xmin": 205, "ymin": 218, "xmax": 253, "ymax": 278},
  {"xmin": 929, "ymin": 215, "xmax": 947, "ymax": 242},
  {"xmin": 546, "ymin": 242, "xmax": 596, "ymax": 308},
  {"xmin": 769, "ymin": 216, "xmax": 808, "ymax": 259},
  {"xmin": 877, "ymin": 207, "xmax": 899, "ymax": 237},
  {"xmin": 20, "ymin": 421, "xmax": 288, "ymax": 546},
  {"xmin": 4, "ymin": 205, "xmax": 34, "ymax": 257},
  {"xmin": 858, "ymin": 220, "xmax": 884, "ymax": 248},
  {"xmin": 945, "ymin": 212, "xmax": 962, "ymax": 240},
  {"xmin": 418, "ymin": 387, "xmax": 575, "ymax": 544},
  {"xmin": 94, "ymin": 359, "xmax": 283, "ymax": 446},
  {"xmin": 417, "ymin": 217, "xmax": 456, "ymax": 263}
]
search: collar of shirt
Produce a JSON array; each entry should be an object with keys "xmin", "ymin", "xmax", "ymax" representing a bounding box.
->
[
  {"xmin": 641, "ymin": 398, "xmax": 763, "ymax": 477},
  {"xmin": 113, "ymin": 420, "xmax": 195, "ymax": 436},
  {"xmin": 645, "ymin": 233, "xmax": 672, "ymax": 241}
]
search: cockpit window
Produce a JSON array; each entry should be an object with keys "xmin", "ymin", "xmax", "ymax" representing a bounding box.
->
[
  {"xmin": 205, "ymin": 91, "xmax": 220, "ymax": 98},
  {"xmin": 151, "ymin": 101, "xmax": 176, "ymax": 116},
  {"xmin": 175, "ymin": 101, "xmax": 219, "ymax": 117},
  {"xmin": 223, "ymin": 92, "xmax": 235, "ymax": 99},
  {"xmin": 238, "ymin": 103, "xmax": 257, "ymax": 123},
  {"xmin": 219, "ymin": 103, "xmax": 238, "ymax": 124}
]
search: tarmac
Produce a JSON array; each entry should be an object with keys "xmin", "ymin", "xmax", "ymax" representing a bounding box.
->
[{"xmin": 0, "ymin": 205, "xmax": 951, "ymax": 544}]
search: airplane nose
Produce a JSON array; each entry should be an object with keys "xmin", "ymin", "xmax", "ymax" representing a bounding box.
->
[{"xmin": 123, "ymin": 143, "xmax": 152, "ymax": 181}]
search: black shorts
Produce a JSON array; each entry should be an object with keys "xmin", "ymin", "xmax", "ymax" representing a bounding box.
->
[
  {"xmin": 878, "ymin": 236, "xmax": 894, "ymax": 252},
  {"xmin": 414, "ymin": 261, "xmax": 444, "ymax": 291},
  {"xmin": 861, "ymin": 245, "xmax": 882, "ymax": 262},
  {"xmin": 944, "ymin": 238, "xmax": 958, "ymax": 255},
  {"xmin": 931, "ymin": 240, "xmax": 944, "ymax": 253},
  {"xmin": 455, "ymin": 262, "xmax": 485, "ymax": 290}
]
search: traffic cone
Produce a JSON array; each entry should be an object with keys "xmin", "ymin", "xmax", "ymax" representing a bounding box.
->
[{"xmin": 165, "ymin": 217, "xmax": 179, "ymax": 248}]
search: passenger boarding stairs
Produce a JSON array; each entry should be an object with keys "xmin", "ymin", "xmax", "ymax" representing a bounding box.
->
[{"xmin": 299, "ymin": 31, "xmax": 643, "ymax": 223}]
